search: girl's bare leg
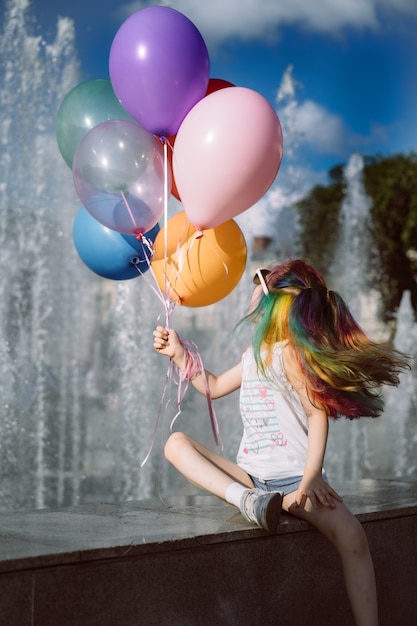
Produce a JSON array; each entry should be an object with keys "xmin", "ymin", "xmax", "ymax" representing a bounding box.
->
[
  {"xmin": 164, "ymin": 432, "xmax": 254, "ymax": 501},
  {"xmin": 283, "ymin": 492, "xmax": 378, "ymax": 626}
]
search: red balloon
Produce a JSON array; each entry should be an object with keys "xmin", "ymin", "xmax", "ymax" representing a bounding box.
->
[{"xmin": 206, "ymin": 78, "xmax": 235, "ymax": 95}]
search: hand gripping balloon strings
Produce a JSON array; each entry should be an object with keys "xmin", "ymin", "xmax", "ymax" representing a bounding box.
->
[
  {"xmin": 169, "ymin": 335, "xmax": 222, "ymax": 449},
  {"xmin": 140, "ymin": 333, "xmax": 223, "ymax": 468}
]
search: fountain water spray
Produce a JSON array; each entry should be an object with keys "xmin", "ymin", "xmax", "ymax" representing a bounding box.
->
[
  {"xmin": 0, "ymin": 0, "xmax": 166, "ymax": 510},
  {"xmin": 325, "ymin": 153, "xmax": 417, "ymax": 483}
]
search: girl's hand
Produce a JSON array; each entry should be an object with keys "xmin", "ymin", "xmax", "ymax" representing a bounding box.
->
[
  {"xmin": 294, "ymin": 475, "xmax": 343, "ymax": 510},
  {"xmin": 153, "ymin": 326, "xmax": 184, "ymax": 362}
]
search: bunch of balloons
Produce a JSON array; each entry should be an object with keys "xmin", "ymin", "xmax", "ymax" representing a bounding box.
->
[{"xmin": 56, "ymin": 6, "xmax": 283, "ymax": 306}]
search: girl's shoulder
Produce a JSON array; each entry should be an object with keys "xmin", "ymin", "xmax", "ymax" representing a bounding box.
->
[
  {"xmin": 280, "ymin": 343, "xmax": 305, "ymax": 392},
  {"xmin": 243, "ymin": 342, "xmax": 294, "ymax": 392},
  {"xmin": 272, "ymin": 342, "xmax": 296, "ymax": 391},
  {"xmin": 242, "ymin": 341, "xmax": 286, "ymax": 362}
]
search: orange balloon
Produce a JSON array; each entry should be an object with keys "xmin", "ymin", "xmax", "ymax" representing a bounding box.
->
[{"xmin": 151, "ymin": 211, "xmax": 247, "ymax": 307}]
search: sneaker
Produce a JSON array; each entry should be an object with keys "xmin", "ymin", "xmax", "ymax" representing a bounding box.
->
[{"xmin": 239, "ymin": 488, "xmax": 283, "ymax": 532}]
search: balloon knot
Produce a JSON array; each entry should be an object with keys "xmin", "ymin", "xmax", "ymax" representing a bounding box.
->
[
  {"xmin": 135, "ymin": 233, "xmax": 143, "ymax": 242},
  {"xmin": 195, "ymin": 229, "xmax": 204, "ymax": 240}
]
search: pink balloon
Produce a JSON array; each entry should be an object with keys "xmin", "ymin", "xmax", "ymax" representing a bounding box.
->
[{"xmin": 173, "ymin": 87, "xmax": 283, "ymax": 229}]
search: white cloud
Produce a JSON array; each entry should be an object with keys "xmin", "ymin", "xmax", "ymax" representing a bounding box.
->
[
  {"xmin": 280, "ymin": 98, "xmax": 395, "ymax": 158},
  {"xmin": 379, "ymin": 0, "xmax": 417, "ymax": 18},
  {"xmin": 275, "ymin": 66, "xmax": 351, "ymax": 158},
  {"xmin": 289, "ymin": 100, "xmax": 349, "ymax": 156},
  {"xmin": 115, "ymin": 0, "xmax": 417, "ymax": 44},
  {"xmin": 274, "ymin": 65, "xmax": 394, "ymax": 161}
]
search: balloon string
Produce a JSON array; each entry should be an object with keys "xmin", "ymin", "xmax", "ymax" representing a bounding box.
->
[
  {"xmin": 143, "ymin": 214, "xmax": 188, "ymax": 312},
  {"xmin": 168, "ymin": 228, "xmax": 230, "ymax": 298},
  {"xmin": 137, "ymin": 231, "xmax": 222, "ymax": 463},
  {"xmin": 132, "ymin": 239, "xmax": 175, "ymax": 325},
  {"xmin": 163, "ymin": 139, "xmax": 170, "ymax": 320},
  {"xmin": 120, "ymin": 190, "xmax": 137, "ymax": 229},
  {"xmin": 131, "ymin": 135, "xmax": 173, "ymax": 331},
  {"xmin": 140, "ymin": 360, "xmax": 174, "ymax": 468},
  {"xmin": 168, "ymin": 219, "xmax": 190, "ymax": 288},
  {"xmin": 197, "ymin": 230, "xmax": 230, "ymax": 281},
  {"xmin": 165, "ymin": 221, "xmax": 202, "ymax": 294},
  {"xmin": 170, "ymin": 336, "xmax": 222, "ymax": 449},
  {"xmin": 140, "ymin": 336, "xmax": 223, "ymax": 467},
  {"xmin": 141, "ymin": 143, "xmax": 227, "ymax": 466}
]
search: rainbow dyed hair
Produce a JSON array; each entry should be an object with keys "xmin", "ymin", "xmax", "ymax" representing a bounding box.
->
[{"xmin": 246, "ymin": 259, "xmax": 410, "ymax": 419}]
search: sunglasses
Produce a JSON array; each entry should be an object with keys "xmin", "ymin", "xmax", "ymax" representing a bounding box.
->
[{"xmin": 253, "ymin": 268, "xmax": 270, "ymax": 296}]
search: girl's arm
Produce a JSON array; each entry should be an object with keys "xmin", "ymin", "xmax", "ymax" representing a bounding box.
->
[
  {"xmin": 283, "ymin": 345, "xmax": 343, "ymax": 509},
  {"xmin": 297, "ymin": 407, "xmax": 342, "ymax": 509},
  {"xmin": 153, "ymin": 326, "xmax": 242, "ymax": 399}
]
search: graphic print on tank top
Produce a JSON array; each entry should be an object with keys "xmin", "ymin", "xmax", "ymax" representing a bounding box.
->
[{"xmin": 240, "ymin": 377, "xmax": 288, "ymax": 455}]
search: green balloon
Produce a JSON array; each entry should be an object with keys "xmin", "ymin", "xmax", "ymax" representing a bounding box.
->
[{"xmin": 56, "ymin": 78, "xmax": 134, "ymax": 168}]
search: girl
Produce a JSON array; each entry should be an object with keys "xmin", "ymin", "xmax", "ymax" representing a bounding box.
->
[{"xmin": 153, "ymin": 259, "xmax": 410, "ymax": 626}]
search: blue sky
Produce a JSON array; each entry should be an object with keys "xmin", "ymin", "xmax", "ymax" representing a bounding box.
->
[{"xmin": 27, "ymin": 0, "xmax": 417, "ymax": 208}]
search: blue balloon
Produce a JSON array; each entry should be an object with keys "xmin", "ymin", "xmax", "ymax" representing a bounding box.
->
[{"xmin": 73, "ymin": 206, "xmax": 159, "ymax": 280}]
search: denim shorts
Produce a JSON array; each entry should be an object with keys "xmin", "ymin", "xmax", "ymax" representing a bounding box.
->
[{"xmin": 249, "ymin": 475, "xmax": 302, "ymax": 495}]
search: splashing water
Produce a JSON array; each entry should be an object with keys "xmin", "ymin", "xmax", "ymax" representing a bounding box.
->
[
  {"xmin": 0, "ymin": 0, "xmax": 85, "ymax": 509},
  {"xmin": 0, "ymin": 0, "xmax": 170, "ymax": 510},
  {"xmin": 325, "ymin": 154, "xmax": 417, "ymax": 484},
  {"xmin": 382, "ymin": 292, "xmax": 417, "ymax": 478}
]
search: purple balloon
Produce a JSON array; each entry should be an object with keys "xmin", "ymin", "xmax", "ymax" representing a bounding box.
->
[{"xmin": 109, "ymin": 6, "xmax": 210, "ymax": 136}]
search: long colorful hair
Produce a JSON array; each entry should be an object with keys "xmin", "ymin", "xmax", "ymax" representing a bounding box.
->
[{"xmin": 245, "ymin": 259, "xmax": 411, "ymax": 419}]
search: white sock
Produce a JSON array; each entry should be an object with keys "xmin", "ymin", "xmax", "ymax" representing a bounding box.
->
[{"xmin": 225, "ymin": 482, "xmax": 250, "ymax": 508}]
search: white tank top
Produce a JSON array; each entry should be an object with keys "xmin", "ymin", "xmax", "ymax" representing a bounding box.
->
[{"xmin": 236, "ymin": 343, "xmax": 310, "ymax": 480}]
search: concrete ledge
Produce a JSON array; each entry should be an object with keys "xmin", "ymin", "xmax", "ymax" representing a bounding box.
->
[{"xmin": 0, "ymin": 479, "xmax": 416, "ymax": 625}]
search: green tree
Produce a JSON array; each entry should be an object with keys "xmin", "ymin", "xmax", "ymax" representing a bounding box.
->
[
  {"xmin": 363, "ymin": 153, "xmax": 417, "ymax": 319},
  {"xmin": 295, "ymin": 164, "xmax": 345, "ymax": 276},
  {"xmin": 295, "ymin": 153, "xmax": 417, "ymax": 321}
]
